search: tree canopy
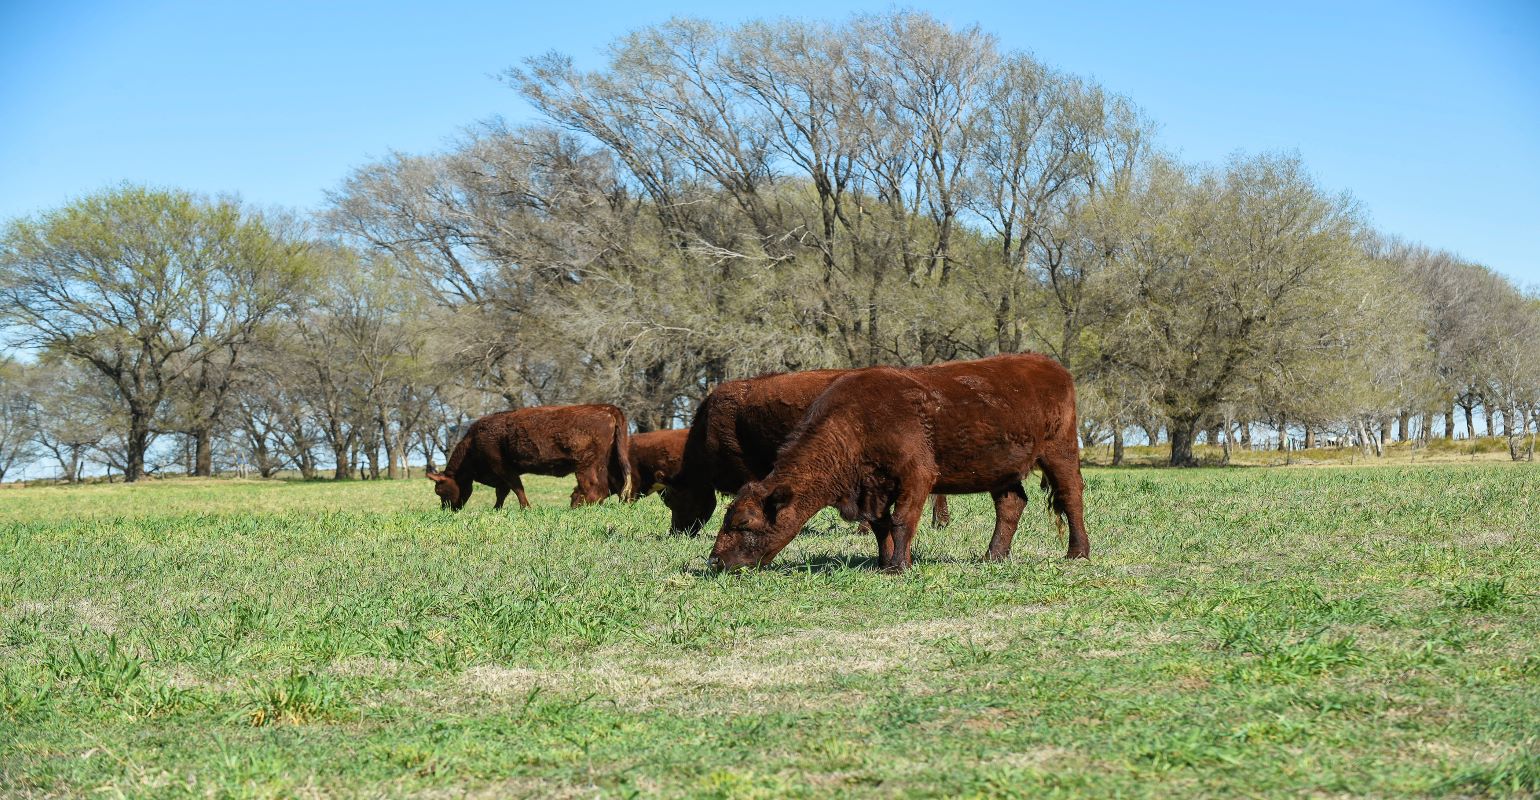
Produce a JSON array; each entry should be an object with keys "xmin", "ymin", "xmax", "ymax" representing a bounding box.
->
[{"xmin": 2, "ymin": 13, "xmax": 1536, "ymax": 480}]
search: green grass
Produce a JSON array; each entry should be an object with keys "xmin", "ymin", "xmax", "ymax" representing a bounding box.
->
[
  {"xmin": 1086, "ymin": 435, "xmax": 1532, "ymax": 467},
  {"xmin": 1, "ymin": 464, "xmax": 1537, "ymax": 798}
]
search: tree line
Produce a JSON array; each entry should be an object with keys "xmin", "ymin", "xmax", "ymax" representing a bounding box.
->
[{"xmin": 2, "ymin": 12, "xmax": 1537, "ymax": 482}]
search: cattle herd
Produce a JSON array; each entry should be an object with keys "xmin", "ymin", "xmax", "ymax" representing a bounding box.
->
[{"xmin": 425, "ymin": 352, "xmax": 1089, "ymax": 573}]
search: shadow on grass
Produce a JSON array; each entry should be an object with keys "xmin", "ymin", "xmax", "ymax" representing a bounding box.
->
[{"xmin": 682, "ymin": 550, "xmax": 974, "ymax": 577}]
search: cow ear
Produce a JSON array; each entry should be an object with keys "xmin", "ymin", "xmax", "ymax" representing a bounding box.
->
[
  {"xmin": 426, "ymin": 471, "xmax": 447, "ymax": 483},
  {"xmin": 763, "ymin": 484, "xmax": 793, "ymax": 522}
]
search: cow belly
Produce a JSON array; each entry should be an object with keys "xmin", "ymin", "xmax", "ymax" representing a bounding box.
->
[
  {"xmin": 930, "ymin": 427, "xmax": 1036, "ymax": 495},
  {"xmin": 518, "ymin": 457, "xmax": 580, "ymax": 477}
]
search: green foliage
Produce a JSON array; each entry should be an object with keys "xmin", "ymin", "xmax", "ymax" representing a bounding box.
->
[{"xmin": 0, "ymin": 185, "xmax": 316, "ymax": 480}]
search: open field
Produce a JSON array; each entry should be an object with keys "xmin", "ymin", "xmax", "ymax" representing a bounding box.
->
[
  {"xmin": 2, "ymin": 465, "xmax": 1537, "ymax": 798},
  {"xmin": 1084, "ymin": 436, "xmax": 1535, "ymax": 468}
]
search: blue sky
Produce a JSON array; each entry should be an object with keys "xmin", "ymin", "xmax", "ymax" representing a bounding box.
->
[{"xmin": 3, "ymin": 0, "xmax": 1537, "ymax": 285}]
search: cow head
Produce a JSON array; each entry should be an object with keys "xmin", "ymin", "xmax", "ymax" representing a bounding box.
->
[
  {"xmin": 662, "ymin": 478, "xmax": 717, "ymax": 535},
  {"xmin": 426, "ymin": 471, "xmax": 466, "ymax": 510},
  {"xmin": 708, "ymin": 480, "xmax": 797, "ymax": 571}
]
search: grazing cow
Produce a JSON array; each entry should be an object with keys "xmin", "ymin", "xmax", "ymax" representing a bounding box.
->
[
  {"xmin": 426, "ymin": 404, "xmax": 633, "ymax": 510},
  {"xmin": 708, "ymin": 353, "xmax": 1087, "ymax": 573},
  {"xmin": 627, "ymin": 428, "xmax": 688, "ymax": 499},
  {"xmin": 666, "ymin": 369, "xmax": 949, "ymax": 534}
]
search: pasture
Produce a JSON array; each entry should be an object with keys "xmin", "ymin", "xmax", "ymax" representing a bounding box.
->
[{"xmin": 1, "ymin": 465, "xmax": 1537, "ymax": 798}]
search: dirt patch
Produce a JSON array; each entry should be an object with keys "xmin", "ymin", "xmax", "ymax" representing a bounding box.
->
[
  {"xmin": 452, "ymin": 605, "xmax": 1054, "ymax": 713},
  {"xmin": 9, "ymin": 598, "xmax": 119, "ymax": 634},
  {"xmin": 328, "ymin": 656, "xmax": 409, "ymax": 679}
]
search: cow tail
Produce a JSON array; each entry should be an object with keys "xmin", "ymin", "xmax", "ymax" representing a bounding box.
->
[
  {"xmin": 610, "ymin": 411, "xmax": 634, "ymax": 501},
  {"xmin": 1039, "ymin": 468, "xmax": 1068, "ymax": 545},
  {"xmin": 1037, "ymin": 372, "xmax": 1079, "ymax": 544}
]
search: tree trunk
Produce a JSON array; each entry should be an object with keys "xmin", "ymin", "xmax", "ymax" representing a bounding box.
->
[
  {"xmin": 1398, "ymin": 410, "xmax": 1410, "ymax": 442},
  {"xmin": 1485, "ymin": 405, "xmax": 1496, "ymax": 437},
  {"xmin": 380, "ymin": 419, "xmax": 401, "ymax": 480},
  {"xmin": 1465, "ymin": 403, "xmax": 1476, "ymax": 439},
  {"xmin": 1277, "ymin": 414, "xmax": 1288, "ymax": 451},
  {"xmin": 1444, "ymin": 406, "xmax": 1455, "ymax": 440},
  {"xmin": 416, "ymin": 431, "xmax": 438, "ymax": 473},
  {"xmin": 1081, "ymin": 421, "xmax": 1099, "ymax": 448},
  {"xmin": 1508, "ymin": 407, "xmax": 1524, "ymax": 461},
  {"xmin": 1358, "ymin": 419, "xmax": 1381, "ymax": 458},
  {"xmin": 1380, "ymin": 419, "xmax": 1392, "ymax": 448},
  {"xmin": 1169, "ymin": 416, "xmax": 1200, "ymax": 467},
  {"xmin": 125, "ymin": 411, "xmax": 151, "ymax": 482},
  {"xmin": 332, "ymin": 439, "xmax": 350, "ymax": 480},
  {"xmin": 1304, "ymin": 429, "xmax": 1315, "ymax": 449},
  {"xmin": 1111, "ymin": 425, "xmax": 1125, "ymax": 466},
  {"xmin": 193, "ymin": 426, "xmax": 213, "ymax": 477}
]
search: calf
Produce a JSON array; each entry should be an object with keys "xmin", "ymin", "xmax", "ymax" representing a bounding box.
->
[
  {"xmin": 708, "ymin": 353, "xmax": 1087, "ymax": 572},
  {"xmin": 627, "ymin": 428, "xmax": 688, "ymax": 499},
  {"xmin": 427, "ymin": 404, "xmax": 633, "ymax": 510},
  {"xmin": 666, "ymin": 369, "xmax": 949, "ymax": 533}
]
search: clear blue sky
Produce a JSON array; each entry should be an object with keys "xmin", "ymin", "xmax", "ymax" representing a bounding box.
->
[{"xmin": 3, "ymin": 0, "xmax": 1537, "ymax": 285}]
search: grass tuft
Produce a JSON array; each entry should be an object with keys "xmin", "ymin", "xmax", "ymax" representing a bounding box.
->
[
  {"xmin": 1444, "ymin": 577, "xmax": 1510, "ymax": 611},
  {"xmin": 1437, "ymin": 745, "xmax": 1540, "ymax": 796},
  {"xmin": 243, "ymin": 670, "xmax": 344, "ymax": 726}
]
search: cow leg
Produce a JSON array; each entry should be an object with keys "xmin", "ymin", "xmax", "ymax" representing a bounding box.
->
[
  {"xmin": 870, "ymin": 515, "xmax": 896, "ymax": 570},
  {"xmin": 1041, "ymin": 451, "xmax": 1090, "ymax": 559},
  {"xmin": 509, "ymin": 475, "xmax": 531, "ymax": 509},
  {"xmin": 985, "ymin": 482, "xmax": 1029, "ymax": 561},
  {"xmin": 572, "ymin": 466, "xmax": 606, "ymax": 507},
  {"xmin": 930, "ymin": 494, "xmax": 951, "ymax": 528},
  {"xmin": 886, "ymin": 484, "xmax": 932, "ymax": 573},
  {"xmin": 589, "ymin": 465, "xmax": 612, "ymax": 504},
  {"xmin": 493, "ymin": 485, "xmax": 510, "ymax": 510}
]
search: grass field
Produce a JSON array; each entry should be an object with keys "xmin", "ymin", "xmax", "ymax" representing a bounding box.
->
[
  {"xmin": 2, "ymin": 464, "xmax": 1537, "ymax": 798},
  {"xmin": 1085, "ymin": 436, "xmax": 1534, "ymax": 468}
]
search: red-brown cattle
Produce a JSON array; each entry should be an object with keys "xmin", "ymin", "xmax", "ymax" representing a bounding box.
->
[
  {"xmin": 708, "ymin": 353, "xmax": 1087, "ymax": 572},
  {"xmin": 427, "ymin": 404, "xmax": 633, "ymax": 510},
  {"xmin": 666, "ymin": 369, "xmax": 949, "ymax": 534},
  {"xmin": 627, "ymin": 428, "xmax": 688, "ymax": 499}
]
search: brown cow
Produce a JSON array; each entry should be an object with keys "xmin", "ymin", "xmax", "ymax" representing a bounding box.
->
[
  {"xmin": 665, "ymin": 369, "xmax": 949, "ymax": 534},
  {"xmin": 708, "ymin": 353, "xmax": 1087, "ymax": 573},
  {"xmin": 627, "ymin": 428, "xmax": 688, "ymax": 499},
  {"xmin": 426, "ymin": 404, "xmax": 633, "ymax": 510}
]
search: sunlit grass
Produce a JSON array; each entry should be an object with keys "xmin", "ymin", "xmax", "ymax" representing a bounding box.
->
[{"xmin": 1, "ymin": 464, "xmax": 1536, "ymax": 797}]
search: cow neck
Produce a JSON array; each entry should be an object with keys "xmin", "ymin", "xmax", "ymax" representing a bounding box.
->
[
  {"xmin": 765, "ymin": 417, "xmax": 860, "ymax": 534},
  {"xmin": 442, "ymin": 434, "xmax": 472, "ymax": 478}
]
